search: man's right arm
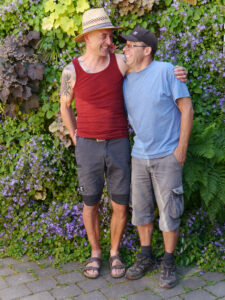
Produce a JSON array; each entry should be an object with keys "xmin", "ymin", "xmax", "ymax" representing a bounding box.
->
[{"xmin": 60, "ymin": 62, "xmax": 77, "ymax": 146}]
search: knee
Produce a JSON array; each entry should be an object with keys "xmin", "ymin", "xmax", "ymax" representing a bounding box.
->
[
  {"xmin": 83, "ymin": 203, "xmax": 99, "ymax": 217},
  {"xmin": 112, "ymin": 203, "xmax": 128, "ymax": 219}
]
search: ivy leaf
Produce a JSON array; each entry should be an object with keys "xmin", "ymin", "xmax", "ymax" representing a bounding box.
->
[{"xmin": 76, "ymin": 0, "xmax": 90, "ymax": 13}]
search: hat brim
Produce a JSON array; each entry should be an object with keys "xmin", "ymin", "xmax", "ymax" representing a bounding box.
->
[
  {"xmin": 74, "ymin": 26, "xmax": 123, "ymax": 42},
  {"xmin": 119, "ymin": 34, "xmax": 139, "ymax": 43}
]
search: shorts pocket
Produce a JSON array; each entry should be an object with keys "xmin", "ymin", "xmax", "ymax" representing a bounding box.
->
[{"xmin": 169, "ymin": 185, "xmax": 184, "ymax": 219}]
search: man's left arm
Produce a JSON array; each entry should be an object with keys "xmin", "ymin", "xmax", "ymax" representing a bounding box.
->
[
  {"xmin": 174, "ymin": 97, "xmax": 194, "ymax": 166},
  {"xmin": 174, "ymin": 66, "xmax": 187, "ymax": 82}
]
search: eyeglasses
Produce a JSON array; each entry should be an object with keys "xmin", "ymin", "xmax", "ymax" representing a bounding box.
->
[{"xmin": 123, "ymin": 44, "xmax": 149, "ymax": 49}]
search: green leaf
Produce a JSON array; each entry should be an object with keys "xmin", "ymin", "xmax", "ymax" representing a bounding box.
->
[
  {"xmin": 42, "ymin": 16, "xmax": 55, "ymax": 31},
  {"xmin": 193, "ymin": 13, "xmax": 200, "ymax": 20},
  {"xmin": 46, "ymin": 110, "xmax": 56, "ymax": 119},
  {"xmin": 165, "ymin": 0, "xmax": 172, "ymax": 6},
  {"xmin": 59, "ymin": 16, "xmax": 77, "ymax": 34},
  {"xmin": 75, "ymin": 0, "xmax": 90, "ymax": 13},
  {"xmin": 193, "ymin": 87, "xmax": 202, "ymax": 94},
  {"xmin": 45, "ymin": 0, "xmax": 56, "ymax": 13},
  {"xmin": 59, "ymin": 40, "xmax": 65, "ymax": 48}
]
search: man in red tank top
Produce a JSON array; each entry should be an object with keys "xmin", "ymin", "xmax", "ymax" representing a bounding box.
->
[{"xmin": 60, "ymin": 8, "xmax": 187, "ymax": 279}]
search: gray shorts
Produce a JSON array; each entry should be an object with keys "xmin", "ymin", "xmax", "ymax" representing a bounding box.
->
[
  {"xmin": 131, "ymin": 154, "xmax": 184, "ymax": 232},
  {"xmin": 75, "ymin": 137, "xmax": 131, "ymax": 206}
]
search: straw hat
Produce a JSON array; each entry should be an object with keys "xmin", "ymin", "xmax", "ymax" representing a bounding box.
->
[{"xmin": 74, "ymin": 8, "xmax": 122, "ymax": 42}]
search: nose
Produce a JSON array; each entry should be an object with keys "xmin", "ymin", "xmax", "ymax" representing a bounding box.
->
[
  {"xmin": 123, "ymin": 45, "xmax": 128, "ymax": 53},
  {"xmin": 105, "ymin": 35, "xmax": 112, "ymax": 45}
]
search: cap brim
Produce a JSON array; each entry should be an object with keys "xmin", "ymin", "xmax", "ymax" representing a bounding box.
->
[
  {"xmin": 74, "ymin": 26, "xmax": 123, "ymax": 42},
  {"xmin": 119, "ymin": 34, "xmax": 139, "ymax": 43}
]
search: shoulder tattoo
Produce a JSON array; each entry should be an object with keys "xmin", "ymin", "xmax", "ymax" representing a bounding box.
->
[{"xmin": 62, "ymin": 72, "xmax": 72, "ymax": 98}]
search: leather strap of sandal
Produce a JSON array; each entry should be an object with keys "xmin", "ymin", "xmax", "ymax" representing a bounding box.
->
[
  {"xmin": 85, "ymin": 257, "xmax": 101, "ymax": 265},
  {"xmin": 109, "ymin": 255, "xmax": 125, "ymax": 269}
]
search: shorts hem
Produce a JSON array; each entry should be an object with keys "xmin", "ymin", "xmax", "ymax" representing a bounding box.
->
[
  {"xmin": 159, "ymin": 220, "xmax": 181, "ymax": 232},
  {"xmin": 132, "ymin": 216, "xmax": 155, "ymax": 226},
  {"xmin": 83, "ymin": 194, "xmax": 101, "ymax": 206},
  {"xmin": 111, "ymin": 194, "xmax": 130, "ymax": 205}
]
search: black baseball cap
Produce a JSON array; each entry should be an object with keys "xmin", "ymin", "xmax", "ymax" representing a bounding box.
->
[{"xmin": 120, "ymin": 25, "xmax": 158, "ymax": 57}]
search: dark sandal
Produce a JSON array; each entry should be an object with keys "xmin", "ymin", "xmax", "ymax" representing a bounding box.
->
[
  {"xmin": 83, "ymin": 257, "xmax": 101, "ymax": 279},
  {"xmin": 109, "ymin": 255, "xmax": 126, "ymax": 278}
]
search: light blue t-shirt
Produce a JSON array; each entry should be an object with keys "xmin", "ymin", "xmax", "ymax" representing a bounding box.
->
[{"xmin": 123, "ymin": 60, "xmax": 190, "ymax": 159}]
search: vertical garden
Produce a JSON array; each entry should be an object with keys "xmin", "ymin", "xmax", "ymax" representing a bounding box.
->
[{"xmin": 0, "ymin": 0, "xmax": 224, "ymax": 271}]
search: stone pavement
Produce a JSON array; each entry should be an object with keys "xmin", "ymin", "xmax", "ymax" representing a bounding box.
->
[{"xmin": 0, "ymin": 256, "xmax": 224, "ymax": 300}]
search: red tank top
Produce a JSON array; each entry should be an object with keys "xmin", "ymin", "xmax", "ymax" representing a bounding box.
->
[{"xmin": 72, "ymin": 54, "xmax": 128, "ymax": 139}]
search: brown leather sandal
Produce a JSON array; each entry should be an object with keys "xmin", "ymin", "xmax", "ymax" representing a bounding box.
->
[
  {"xmin": 109, "ymin": 255, "xmax": 126, "ymax": 278},
  {"xmin": 83, "ymin": 257, "xmax": 101, "ymax": 279}
]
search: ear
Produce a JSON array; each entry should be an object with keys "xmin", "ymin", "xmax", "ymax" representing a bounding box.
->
[
  {"xmin": 84, "ymin": 34, "xmax": 89, "ymax": 42},
  {"xmin": 144, "ymin": 46, "xmax": 152, "ymax": 57}
]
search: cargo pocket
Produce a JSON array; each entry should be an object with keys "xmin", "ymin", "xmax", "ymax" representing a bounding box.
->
[{"xmin": 169, "ymin": 185, "xmax": 184, "ymax": 219}]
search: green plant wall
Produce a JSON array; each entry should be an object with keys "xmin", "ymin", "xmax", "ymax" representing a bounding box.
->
[{"xmin": 0, "ymin": 0, "xmax": 224, "ymax": 269}]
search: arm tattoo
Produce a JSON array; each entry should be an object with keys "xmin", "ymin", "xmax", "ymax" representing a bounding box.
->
[{"xmin": 62, "ymin": 73, "xmax": 72, "ymax": 98}]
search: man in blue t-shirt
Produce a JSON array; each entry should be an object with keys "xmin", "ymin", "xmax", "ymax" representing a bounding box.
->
[{"xmin": 121, "ymin": 26, "xmax": 193, "ymax": 288}]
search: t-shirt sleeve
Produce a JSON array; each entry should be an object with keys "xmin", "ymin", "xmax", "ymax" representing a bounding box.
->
[{"xmin": 168, "ymin": 64, "xmax": 190, "ymax": 103}]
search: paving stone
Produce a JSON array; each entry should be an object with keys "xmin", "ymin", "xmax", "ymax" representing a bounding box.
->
[
  {"xmin": 61, "ymin": 261, "xmax": 83, "ymax": 272},
  {"xmin": 34, "ymin": 266, "xmax": 61, "ymax": 278},
  {"xmin": 0, "ymin": 284, "xmax": 31, "ymax": 300},
  {"xmin": 78, "ymin": 277, "xmax": 108, "ymax": 292},
  {"xmin": 127, "ymin": 290, "xmax": 161, "ymax": 300},
  {"xmin": 0, "ymin": 266, "xmax": 15, "ymax": 277},
  {"xmin": 180, "ymin": 276, "xmax": 206, "ymax": 289},
  {"xmin": 205, "ymin": 281, "xmax": 225, "ymax": 297},
  {"xmin": 0, "ymin": 278, "xmax": 7, "ymax": 290},
  {"xmin": 155, "ymin": 284, "xmax": 184, "ymax": 298},
  {"xmin": 27, "ymin": 277, "xmax": 57, "ymax": 293},
  {"xmin": 177, "ymin": 266, "xmax": 201, "ymax": 278},
  {"xmin": 0, "ymin": 258, "xmax": 19, "ymax": 265},
  {"xmin": 101, "ymin": 281, "xmax": 135, "ymax": 298},
  {"xmin": 55, "ymin": 271, "xmax": 84, "ymax": 284},
  {"xmin": 5, "ymin": 272, "xmax": 36, "ymax": 286},
  {"xmin": 127, "ymin": 276, "xmax": 158, "ymax": 292},
  {"xmin": 75, "ymin": 290, "xmax": 107, "ymax": 300},
  {"xmin": 51, "ymin": 284, "xmax": 82, "ymax": 299},
  {"xmin": 103, "ymin": 273, "xmax": 127, "ymax": 284},
  {"xmin": 21, "ymin": 291, "xmax": 55, "ymax": 300},
  {"xmin": 147, "ymin": 271, "xmax": 161, "ymax": 282},
  {"xmin": 182, "ymin": 289, "xmax": 216, "ymax": 300},
  {"xmin": 201, "ymin": 272, "xmax": 225, "ymax": 282},
  {"xmin": 12, "ymin": 261, "xmax": 41, "ymax": 273}
]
